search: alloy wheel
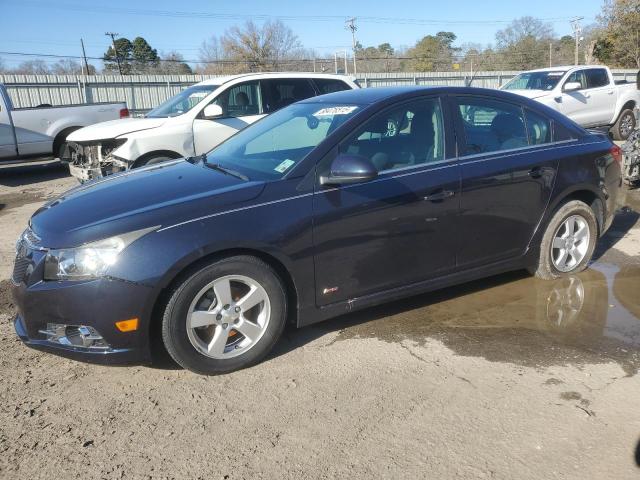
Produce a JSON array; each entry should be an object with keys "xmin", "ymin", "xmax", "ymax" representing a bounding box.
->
[
  {"xmin": 550, "ymin": 215, "xmax": 590, "ymax": 273},
  {"xmin": 186, "ymin": 275, "xmax": 271, "ymax": 359}
]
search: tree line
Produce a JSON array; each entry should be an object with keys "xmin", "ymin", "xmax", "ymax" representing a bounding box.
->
[{"xmin": 0, "ymin": 0, "xmax": 637, "ymax": 76}]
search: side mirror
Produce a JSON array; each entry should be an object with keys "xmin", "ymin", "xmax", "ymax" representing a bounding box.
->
[
  {"xmin": 563, "ymin": 82, "xmax": 582, "ymax": 93},
  {"xmin": 202, "ymin": 104, "xmax": 224, "ymax": 119},
  {"xmin": 320, "ymin": 154, "xmax": 378, "ymax": 186}
]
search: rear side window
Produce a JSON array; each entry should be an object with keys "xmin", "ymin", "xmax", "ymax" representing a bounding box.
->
[
  {"xmin": 525, "ymin": 109, "xmax": 551, "ymax": 145},
  {"xmin": 313, "ymin": 79, "xmax": 351, "ymax": 94},
  {"xmin": 456, "ymin": 97, "xmax": 527, "ymax": 155},
  {"xmin": 586, "ymin": 69, "xmax": 609, "ymax": 88},
  {"xmin": 262, "ymin": 79, "xmax": 316, "ymax": 113}
]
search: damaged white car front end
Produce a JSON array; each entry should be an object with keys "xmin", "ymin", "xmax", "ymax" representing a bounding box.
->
[{"xmin": 64, "ymin": 139, "xmax": 130, "ymax": 182}]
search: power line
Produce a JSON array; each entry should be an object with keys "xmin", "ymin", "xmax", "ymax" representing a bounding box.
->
[
  {"xmin": 345, "ymin": 17, "xmax": 358, "ymax": 75},
  {"xmin": 7, "ymin": 0, "xmax": 588, "ymax": 26},
  {"xmin": 105, "ymin": 32, "xmax": 123, "ymax": 75}
]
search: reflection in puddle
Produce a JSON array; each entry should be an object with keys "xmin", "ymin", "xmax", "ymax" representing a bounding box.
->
[{"xmin": 330, "ymin": 263, "xmax": 640, "ymax": 374}]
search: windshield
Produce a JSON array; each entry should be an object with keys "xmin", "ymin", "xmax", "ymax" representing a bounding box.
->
[
  {"xmin": 206, "ymin": 102, "xmax": 361, "ymax": 181},
  {"xmin": 503, "ymin": 71, "xmax": 566, "ymax": 91},
  {"xmin": 147, "ymin": 84, "xmax": 218, "ymax": 118}
]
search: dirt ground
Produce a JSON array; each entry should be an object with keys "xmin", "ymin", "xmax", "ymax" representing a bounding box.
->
[{"xmin": 1, "ymin": 162, "xmax": 639, "ymax": 480}]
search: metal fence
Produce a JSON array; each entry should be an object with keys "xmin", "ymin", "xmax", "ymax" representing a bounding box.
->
[{"xmin": 1, "ymin": 70, "xmax": 638, "ymax": 115}]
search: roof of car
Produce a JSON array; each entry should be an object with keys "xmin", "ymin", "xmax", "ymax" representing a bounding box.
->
[
  {"xmin": 195, "ymin": 72, "xmax": 356, "ymax": 86},
  {"xmin": 525, "ymin": 65, "xmax": 607, "ymax": 73},
  {"xmin": 299, "ymin": 85, "xmax": 537, "ymax": 105}
]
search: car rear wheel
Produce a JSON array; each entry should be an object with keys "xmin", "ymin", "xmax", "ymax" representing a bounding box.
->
[
  {"xmin": 161, "ymin": 255, "xmax": 287, "ymax": 375},
  {"xmin": 529, "ymin": 200, "xmax": 598, "ymax": 280},
  {"xmin": 612, "ymin": 108, "xmax": 636, "ymax": 141}
]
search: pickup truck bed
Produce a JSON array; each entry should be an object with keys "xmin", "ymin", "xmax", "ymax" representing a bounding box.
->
[{"xmin": 0, "ymin": 83, "xmax": 128, "ymax": 162}]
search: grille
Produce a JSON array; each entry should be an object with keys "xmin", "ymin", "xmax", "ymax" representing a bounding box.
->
[{"xmin": 12, "ymin": 256, "xmax": 30, "ymax": 283}]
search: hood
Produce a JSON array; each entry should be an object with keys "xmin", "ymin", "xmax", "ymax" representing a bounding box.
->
[
  {"xmin": 503, "ymin": 89, "xmax": 552, "ymax": 100},
  {"xmin": 67, "ymin": 117, "xmax": 167, "ymax": 142},
  {"xmin": 30, "ymin": 160, "xmax": 265, "ymax": 248}
]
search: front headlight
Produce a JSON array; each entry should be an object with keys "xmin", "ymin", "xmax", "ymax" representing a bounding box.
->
[{"xmin": 43, "ymin": 227, "xmax": 155, "ymax": 281}]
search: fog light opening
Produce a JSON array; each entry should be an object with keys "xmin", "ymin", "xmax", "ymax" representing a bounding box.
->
[{"xmin": 38, "ymin": 324, "xmax": 110, "ymax": 350}]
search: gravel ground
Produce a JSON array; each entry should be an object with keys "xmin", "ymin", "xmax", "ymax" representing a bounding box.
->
[{"xmin": 0, "ymin": 162, "xmax": 639, "ymax": 479}]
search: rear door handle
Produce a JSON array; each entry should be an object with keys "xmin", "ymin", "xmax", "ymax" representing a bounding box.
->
[
  {"xmin": 424, "ymin": 190, "xmax": 455, "ymax": 202},
  {"xmin": 528, "ymin": 167, "xmax": 543, "ymax": 179}
]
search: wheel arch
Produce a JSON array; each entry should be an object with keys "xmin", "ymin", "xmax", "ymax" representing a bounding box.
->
[
  {"xmin": 148, "ymin": 247, "xmax": 300, "ymax": 351},
  {"xmin": 547, "ymin": 187, "xmax": 605, "ymax": 235},
  {"xmin": 133, "ymin": 149, "xmax": 183, "ymax": 168},
  {"xmin": 52, "ymin": 126, "xmax": 82, "ymax": 157}
]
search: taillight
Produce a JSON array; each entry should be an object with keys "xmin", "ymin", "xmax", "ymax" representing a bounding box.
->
[
  {"xmin": 610, "ymin": 144, "xmax": 622, "ymax": 165},
  {"xmin": 119, "ymin": 108, "xmax": 129, "ymax": 118}
]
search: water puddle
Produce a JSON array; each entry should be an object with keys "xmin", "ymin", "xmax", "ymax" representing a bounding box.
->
[{"xmin": 328, "ymin": 262, "xmax": 640, "ymax": 374}]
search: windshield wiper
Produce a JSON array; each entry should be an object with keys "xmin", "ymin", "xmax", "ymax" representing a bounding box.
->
[
  {"xmin": 191, "ymin": 155, "xmax": 247, "ymax": 181},
  {"xmin": 206, "ymin": 163, "xmax": 248, "ymax": 181}
]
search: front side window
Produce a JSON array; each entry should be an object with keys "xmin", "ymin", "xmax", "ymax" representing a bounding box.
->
[
  {"xmin": 564, "ymin": 71, "xmax": 588, "ymax": 91},
  {"xmin": 525, "ymin": 109, "xmax": 552, "ymax": 145},
  {"xmin": 262, "ymin": 79, "xmax": 316, "ymax": 113},
  {"xmin": 456, "ymin": 98, "xmax": 527, "ymax": 155},
  {"xmin": 340, "ymin": 98, "xmax": 445, "ymax": 172},
  {"xmin": 206, "ymin": 102, "xmax": 360, "ymax": 180},
  {"xmin": 503, "ymin": 71, "xmax": 566, "ymax": 91},
  {"xmin": 147, "ymin": 84, "xmax": 218, "ymax": 118},
  {"xmin": 211, "ymin": 81, "xmax": 262, "ymax": 118},
  {"xmin": 586, "ymin": 69, "xmax": 609, "ymax": 88}
]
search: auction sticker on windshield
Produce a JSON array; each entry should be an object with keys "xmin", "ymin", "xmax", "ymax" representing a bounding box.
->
[
  {"xmin": 274, "ymin": 159, "xmax": 295, "ymax": 173},
  {"xmin": 313, "ymin": 106, "xmax": 358, "ymax": 117}
]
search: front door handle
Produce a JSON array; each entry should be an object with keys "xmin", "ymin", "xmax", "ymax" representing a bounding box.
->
[{"xmin": 424, "ymin": 190, "xmax": 455, "ymax": 202}]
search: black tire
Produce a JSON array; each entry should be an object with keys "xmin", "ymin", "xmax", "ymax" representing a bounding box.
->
[
  {"xmin": 529, "ymin": 200, "xmax": 598, "ymax": 280},
  {"xmin": 611, "ymin": 108, "xmax": 636, "ymax": 141},
  {"xmin": 161, "ymin": 255, "xmax": 287, "ymax": 375}
]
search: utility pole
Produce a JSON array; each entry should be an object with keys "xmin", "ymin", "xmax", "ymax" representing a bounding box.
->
[
  {"xmin": 570, "ymin": 17, "xmax": 583, "ymax": 66},
  {"xmin": 105, "ymin": 32, "xmax": 123, "ymax": 75},
  {"xmin": 334, "ymin": 52, "xmax": 338, "ymax": 74},
  {"xmin": 345, "ymin": 17, "xmax": 358, "ymax": 75},
  {"xmin": 549, "ymin": 42, "xmax": 553, "ymax": 67},
  {"xmin": 80, "ymin": 38, "xmax": 90, "ymax": 75}
]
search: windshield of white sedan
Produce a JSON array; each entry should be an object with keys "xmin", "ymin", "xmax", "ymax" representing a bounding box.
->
[
  {"xmin": 205, "ymin": 103, "xmax": 360, "ymax": 180},
  {"xmin": 147, "ymin": 85, "xmax": 218, "ymax": 118},
  {"xmin": 503, "ymin": 71, "xmax": 566, "ymax": 91}
]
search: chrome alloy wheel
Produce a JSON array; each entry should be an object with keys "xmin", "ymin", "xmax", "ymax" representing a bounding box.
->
[
  {"xmin": 550, "ymin": 215, "xmax": 591, "ymax": 273},
  {"xmin": 186, "ymin": 275, "xmax": 271, "ymax": 359}
]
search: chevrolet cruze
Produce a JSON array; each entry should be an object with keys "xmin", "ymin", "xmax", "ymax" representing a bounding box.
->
[{"xmin": 12, "ymin": 87, "xmax": 622, "ymax": 374}]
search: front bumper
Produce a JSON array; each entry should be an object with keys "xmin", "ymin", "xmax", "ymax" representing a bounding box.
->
[
  {"xmin": 14, "ymin": 314, "xmax": 141, "ymax": 365},
  {"xmin": 12, "ymin": 276, "xmax": 154, "ymax": 365}
]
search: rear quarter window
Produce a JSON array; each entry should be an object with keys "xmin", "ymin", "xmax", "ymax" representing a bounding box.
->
[
  {"xmin": 525, "ymin": 109, "xmax": 552, "ymax": 145},
  {"xmin": 553, "ymin": 121, "xmax": 577, "ymax": 142}
]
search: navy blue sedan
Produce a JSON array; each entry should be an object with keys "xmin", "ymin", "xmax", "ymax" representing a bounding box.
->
[{"xmin": 12, "ymin": 87, "xmax": 622, "ymax": 374}]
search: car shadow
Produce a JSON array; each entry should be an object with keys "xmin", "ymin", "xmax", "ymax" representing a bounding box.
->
[
  {"xmin": 0, "ymin": 161, "xmax": 69, "ymax": 187},
  {"xmin": 592, "ymin": 206, "xmax": 640, "ymax": 261}
]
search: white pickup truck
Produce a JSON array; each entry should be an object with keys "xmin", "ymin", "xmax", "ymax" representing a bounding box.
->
[
  {"xmin": 502, "ymin": 65, "xmax": 639, "ymax": 140},
  {"xmin": 0, "ymin": 83, "xmax": 128, "ymax": 164},
  {"xmin": 65, "ymin": 72, "xmax": 358, "ymax": 181}
]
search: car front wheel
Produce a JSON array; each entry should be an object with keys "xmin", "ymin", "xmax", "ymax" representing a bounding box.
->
[
  {"xmin": 161, "ymin": 255, "xmax": 287, "ymax": 375},
  {"xmin": 529, "ymin": 200, "xmax": 598, "ymax": 280}
]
